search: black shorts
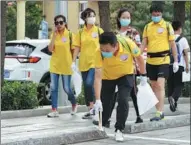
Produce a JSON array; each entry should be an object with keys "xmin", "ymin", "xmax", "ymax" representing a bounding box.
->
[{"xmin": 146, "ymin": 63, "xmax": 169, "ymax": 81}]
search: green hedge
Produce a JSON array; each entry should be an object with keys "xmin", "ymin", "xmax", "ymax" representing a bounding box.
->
[
  {"xmin": 1, "ymin": 81, "xmax": 39, "ymax": 111},
  {"xmin": 76, "ymin": 81, "xmax": 190, "ymax": 105}
]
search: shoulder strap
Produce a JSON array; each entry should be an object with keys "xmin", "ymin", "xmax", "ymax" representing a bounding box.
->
[
  {"xmin": 69, "ymin": 31, "xmax": 72, "ymax": 49},
  {"xmin": 175, "ymin": 36, "xmax": 182, "ymax": 42},
  {"xmin": 79, "ymin": 28, "xmax": 83, "ymax": 44},
  {"xmin": 166, "ymin": 21, "xmax": 170, "ymax": 36},
  {"xmin": 117, "ymin": 36, "xmax": 131, "ymax": 53}
]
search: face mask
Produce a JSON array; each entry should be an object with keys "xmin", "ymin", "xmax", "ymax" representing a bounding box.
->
[
  {"xmin": 152, "ymin": 16, "xmax": 162, "ymax": 23},
  {"xmin": 120, "ymin": 19, "xmax": 131, "ymax": 27},
  {"xmin": 87, "ymin": 17, "xmax": 96, "ymax": 25},
  {"xmin": 101, "ymin": 51, "xmax": 113, "ymax": 58}
]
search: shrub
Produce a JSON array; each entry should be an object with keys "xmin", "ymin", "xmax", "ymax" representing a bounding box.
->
[
  {"xmin": 1, "ymin": 81, "xmax": 39, "ymax": 111},
  {"xmin": 76, "ymin": 85, "xmax": 86, "ymax": 105}
]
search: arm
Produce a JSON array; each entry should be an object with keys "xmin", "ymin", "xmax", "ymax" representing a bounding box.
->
[
  {"xmin": 48, "ymin": 33, "xmax": 56, "ymax": 52},
  {"xmin": 183, "ymin": 49, "xmax": 189, "ymax": 72},
  {"xmin": 94, "ymin": 68, "xmax": 102, "ymax": 100},
  {"xmin": 140, "ymin": 37, "xmax": 148, "ymax": 54},
  {"xmin": 72, "ymin": 47, "xmax": 80, "ymax": 62},
  {"xmin": 170, "ymin": 40, "xmax": 178, "ymax": 62},
  {"xmin": 136, "ymin": 55, "xmax": 146, "ymax": 75}
]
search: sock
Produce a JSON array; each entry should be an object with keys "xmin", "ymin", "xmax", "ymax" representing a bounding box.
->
[{"xmin": 52, "ymin": 108, "xmax": 57, "ymax": 111}]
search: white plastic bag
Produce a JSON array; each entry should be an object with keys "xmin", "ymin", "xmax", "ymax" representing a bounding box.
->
[
  {"xmin": 72, "ymin": 70, "xmax": 82, "ymax": 97},
  {"xmin": 137, "ymin": 82, "xmax": 159, "ymax": 115},
  {"xmin": 182, "ymin": 71, "xmax": 190, "ymax": 82}
]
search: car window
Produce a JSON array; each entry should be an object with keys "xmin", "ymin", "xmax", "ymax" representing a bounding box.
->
[
  {"xmin": 41, "ymin": 46, "xmax": 52, "ymax": 56},
  {"xmin": 5, "ymin": 43, "xmax": 35, "ymax": 57}
]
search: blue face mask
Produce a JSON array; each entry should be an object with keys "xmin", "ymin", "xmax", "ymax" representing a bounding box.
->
[
  {"xmin": 151, "ymin": 16, "xmax": 162, "ymax": 23},
  {"xmin": 120, "ymin": 19, "xmax": 131, "ymax": 27},
  {"xmin": 101, "ymin": 51, "xmax": 113, "ymax": 58}
]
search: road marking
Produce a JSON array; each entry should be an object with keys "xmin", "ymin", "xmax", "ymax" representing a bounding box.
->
[{"xmin": 107, "ymin": 133, "xmax": 190, "ymax": 143}]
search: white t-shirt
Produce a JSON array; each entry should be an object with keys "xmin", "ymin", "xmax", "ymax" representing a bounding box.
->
[{"xmin": 175, "ymin": 34, "xmax": 190, "ymax": 68}]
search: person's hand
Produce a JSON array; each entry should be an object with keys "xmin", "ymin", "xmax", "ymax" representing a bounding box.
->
[
  {"xmin": 185, "ymin": 65, "xmax": 189, "ymax": 73},
  {"xmin": 90, "ymin": 100, "xmax": 103, "ymax": 115},
  {"xmin": 173, "ymin": 62, "xmax": 179, "ymax": 73},
  {"xmin": 140, "ymin": 76, "xmax": 147, "ymax": 86},
  {"xmin": 71, "ymin": 62, "xmax": 76, "ymax": 72}
]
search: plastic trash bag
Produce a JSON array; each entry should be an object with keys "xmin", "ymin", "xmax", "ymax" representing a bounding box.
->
[
  {"xmin": 182, "ymin": 71, "xmax": 190, "ymax": 82},
  {"xmin": 137, "ymin": 82, "xmax": 159, "ymax": 115},
  {"xmin": 72, "ymin": 70, "xmax": 82, "ymax": 97}
]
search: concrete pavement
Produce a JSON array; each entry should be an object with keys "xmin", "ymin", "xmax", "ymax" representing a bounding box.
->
[
  {"xmin": 1, "ymin": 98, "xmax": 190, "ymax": 119},
  {"xmin": 74, "ymin": 126, "xmax": 190, "ymax": 145},
  {"xmin": 1, "ymin": 104, "xmax": 190, "ymax": 145}
]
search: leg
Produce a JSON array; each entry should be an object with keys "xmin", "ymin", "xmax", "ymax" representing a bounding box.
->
[
  {"xmin": 130, "ymin": 75, "xmax": 143, "ymax": 123},
  {"xmin": 47, "ymin": 73, "xmax": 59, "ymax": 118},
  {"xmin": 149, "ymin": 64, "xmax": 169, "ymax": 121},
  {"xmin": 61, "ymin": 75, "xmax": 76, "ymax": 105},
  {"xmin": 172, "ymin": 66, "xmax": 184, "ymax": 104},
  {"xmin": 115, "ymin": 75, "xmax": 133, "ymax": 131},
  {"xmin": 101, "ymin": 80, "xmax": 116, "ymax": 126},
  {"xmin": 85, "ymin": 68, "xmax": 95, "ymax": 109},
  {"xmin": 50, "ymin": 73, "xmax": 59, "ymax": 110},
  {"xmin": 81, "ymin": 71, "xmax": 89, "ymax": 107},
  {"xmin": 167, "ymin": 65, "xmax": 174, "ymax": 98}
]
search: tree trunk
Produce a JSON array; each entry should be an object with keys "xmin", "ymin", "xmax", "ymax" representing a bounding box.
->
[
  {"xmin": 98, "ymin": 1, "xmax": 111, "ymax": 32},
  {"xmin": 1, "ymin": 1, "xmax": 7, "ymax": 87},
  {"xmin": 173, "ymin": 1, "xmax": 186, "ymax": 26}
]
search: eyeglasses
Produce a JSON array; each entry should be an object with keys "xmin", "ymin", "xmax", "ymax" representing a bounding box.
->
[{"xmin": 54, "ymin": 21, "xmax": 64, "ymax": 26}]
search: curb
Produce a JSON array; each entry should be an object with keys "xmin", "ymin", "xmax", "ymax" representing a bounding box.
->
[
  {"xmin": 1, "ymin": 98, "xmax": 190, "ymax": 120},
  {"xmin": 2, "ymin": 127, "xmax": 108, "ymax": 145},
  {"xmin": 125, "ymin": 114, "xmax": 190, "ymax": 134},
  {"xmin": 1, "ymin": 105, "xmax": 88, "ymax": 120}
]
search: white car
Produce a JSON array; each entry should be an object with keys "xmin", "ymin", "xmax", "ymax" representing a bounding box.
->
[{"xmin": 4, "ymin": 39, "xmax": 52, "ymax": 105}]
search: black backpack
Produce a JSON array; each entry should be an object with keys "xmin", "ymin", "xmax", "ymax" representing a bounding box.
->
[{"xmin": 170, "ymin": 36, "xmax": 183, "ymax": 64}]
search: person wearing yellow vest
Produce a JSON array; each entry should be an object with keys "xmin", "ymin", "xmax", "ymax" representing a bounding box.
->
[
  {"xmin": 92, "ymin": 32, "xmax": 146, "ymax": 142},
  {"xmin": 140, "ymin": 4, "xmax": 179, "ymax": 121},
  {"xmin": 72, "ymin": 8, "xmax": 104, "ymax": 120},
  {"xmin": 47, "ymin": 15, "xmax": 77, "ymax": 118}
]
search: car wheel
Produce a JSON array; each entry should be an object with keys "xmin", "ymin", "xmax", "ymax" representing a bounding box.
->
[{"xmin": 38, "ymin": 76, "xmax": 51, "ymax": 105}]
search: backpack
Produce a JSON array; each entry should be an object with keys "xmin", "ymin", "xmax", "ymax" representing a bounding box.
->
[{"xmin": 170, "ymin": 36, "xmax": 183, "ymax": 64}]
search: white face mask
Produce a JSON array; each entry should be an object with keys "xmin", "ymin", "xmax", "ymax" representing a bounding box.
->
[{"xmin": 87, "ymin": 17, "xmax": 96, "ymax": 25}]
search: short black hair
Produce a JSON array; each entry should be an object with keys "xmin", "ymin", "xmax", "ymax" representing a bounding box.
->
[
  {"xmin": 116, "ymin": 8, "xmax": 130, "ymax": 29},
  {"xmin": 150, "ymin": 4, "xmax": 163, "ymax": 13},
  {"xmin": 172, "ymin": 21, "xmax": 182, "ymax": 31},
  {"xmin": 99, "ymin": 32, "xmax": 117, "ymax": 46},
  {"xmin": 81, "ymin": 8, "xmax": 96, "ymax": 21},
  {"xmin": 54, "ymin": 15, "xmax": 66, "ymax": 22}
]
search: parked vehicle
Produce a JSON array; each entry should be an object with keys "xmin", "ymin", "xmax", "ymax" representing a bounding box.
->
[{"xmin": 4, "ymin": 39, "xmax": 52, "ymax": 105}]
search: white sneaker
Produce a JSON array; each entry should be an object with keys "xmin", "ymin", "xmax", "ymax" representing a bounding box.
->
[
  {"xmin": 71, "ymin": 105, "xmax": 78, "ymax": 115},
  {"xmin": 115, "ymin": 130, "xmax": 124, "ymax": 142},
  {"xmin": 47, "ymin": 111, "xmax": 59, "ymax": 118}
]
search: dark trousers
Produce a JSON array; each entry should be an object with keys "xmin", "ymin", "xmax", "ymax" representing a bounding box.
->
[
  {"xmin": 101, "ymin": 75, "xmax": 133, "ymax": 131},
  {"xmin": 81, "ymin": 68, "xmax": 95, "ymax": 107},
  {"xmin": 167, "ymin": 65, "xmax": 184, "ymax": 102},
  {"xmin": 110, "ymin": 75, "xmax": 140, "ymax": 119}
]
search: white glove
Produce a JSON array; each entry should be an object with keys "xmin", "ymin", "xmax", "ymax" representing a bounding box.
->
[
  {"xmin": 140, "ymin": 76, "xmax": 147, "ymax": 86},
  {"xmin": 90, "ymin": 100, "xmax": 103, "ymax": 115},
  {"xmin": 173, "ymin": 62, "xmax": 179, "ymax": 73},
  {"xmin": 71, "ymin": 62, "xmax": 76, "ymax": 72}
]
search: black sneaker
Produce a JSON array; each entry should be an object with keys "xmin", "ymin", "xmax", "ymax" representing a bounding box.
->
[
  {"xmin": 92, "ymin": 120, "xmax": 110, "ymax": 128},
  {"xmin": 135, "ymin": 116, "xmax": 143, "ymax": 123},
  {"xmin": 82, "ymin": 112, "xmax": 92, "ymax": 119},
  {"xmin": 168, "ymin": 97, "xmax": 176, "ymax": 112}
]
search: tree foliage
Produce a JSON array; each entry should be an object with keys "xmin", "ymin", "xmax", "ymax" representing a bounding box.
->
[
  {"xmin": 110, "ymin": 1, "xmax": 190, "ymax": 43},
  {"xmin": 6, "ymin": 1, "xmax": 43, "ymax": 40}
]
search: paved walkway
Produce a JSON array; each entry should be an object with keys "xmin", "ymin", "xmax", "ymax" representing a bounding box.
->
[{"xmin": 1, "ymin": 104, "xmax": 190, "ymax": 145}]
